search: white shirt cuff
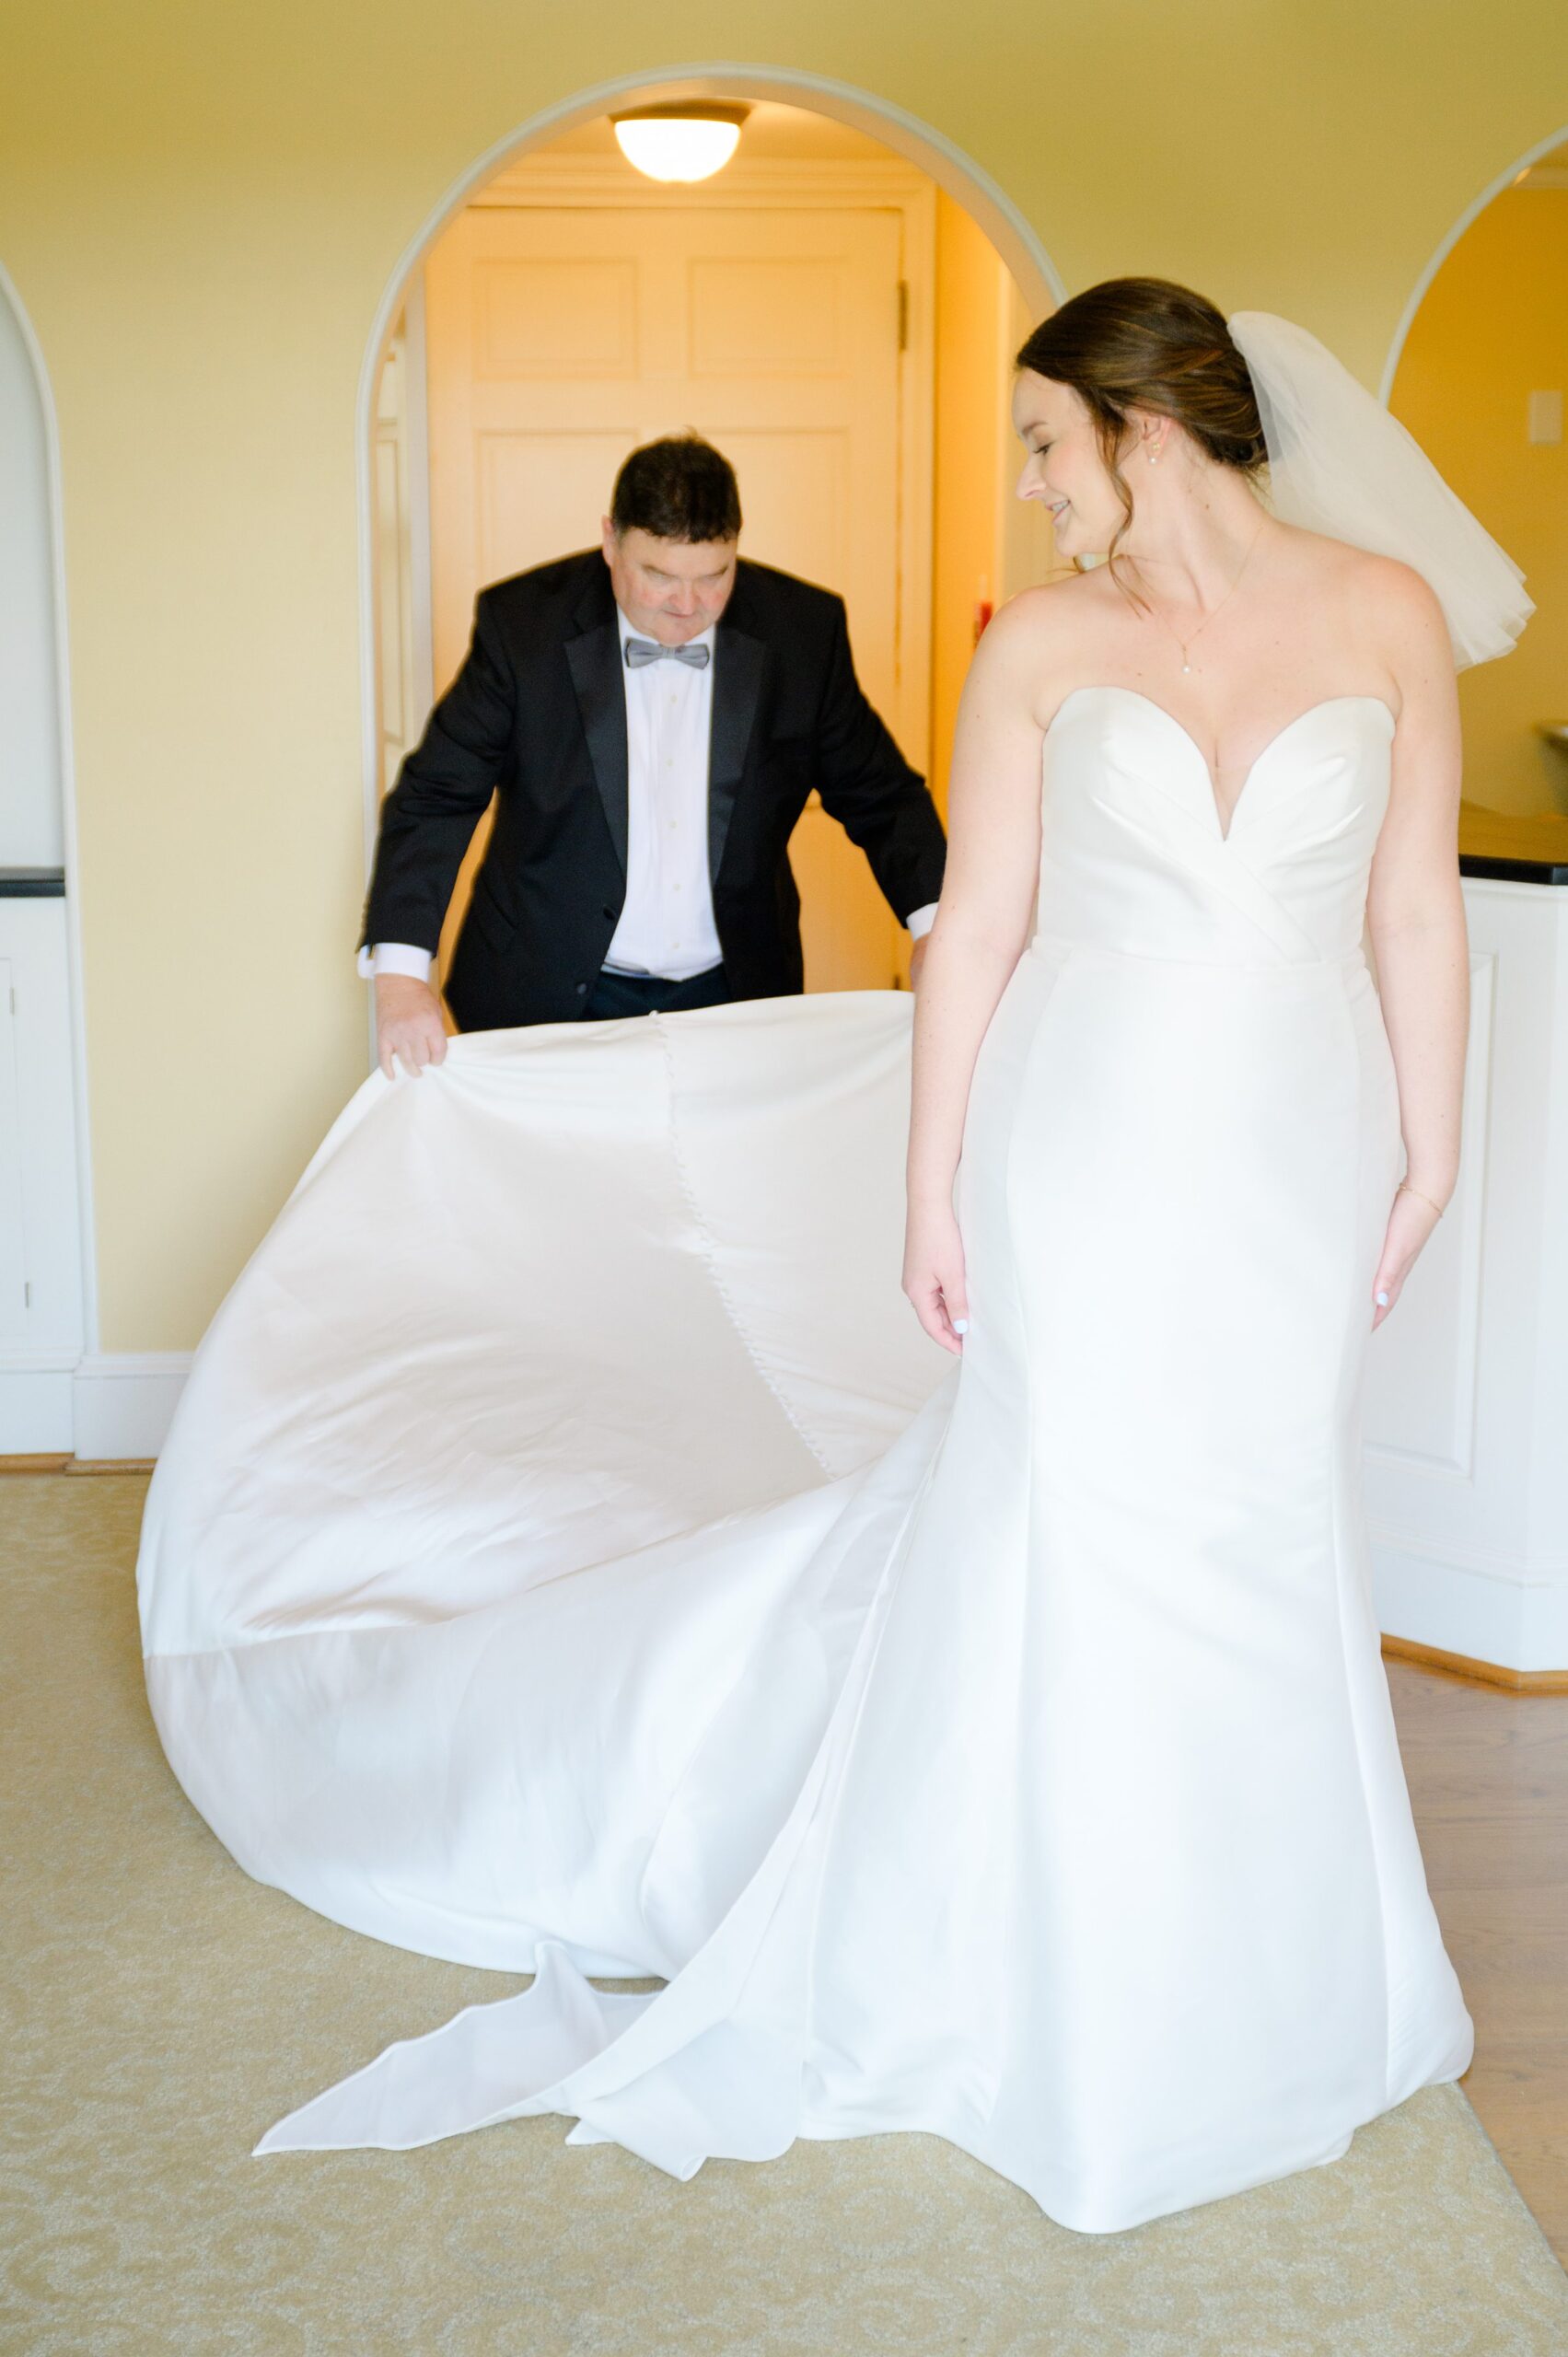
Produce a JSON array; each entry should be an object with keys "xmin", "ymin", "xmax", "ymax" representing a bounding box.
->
[
  {"xmin": 904, "ymin": 902, "xmax": 937, "ymax": 940},
  {"xmin": 360, "ymin": 942, "xmax": 435, "ymax": 983}
]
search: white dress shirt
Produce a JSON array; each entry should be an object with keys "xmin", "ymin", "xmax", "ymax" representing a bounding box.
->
[
  {"xmin": 602, "ymin": 605, "xmax": 723, "ymax": 981},
  {"xmin": 363, "ymin": 598, "xmax": 935, "ymax": 983}
]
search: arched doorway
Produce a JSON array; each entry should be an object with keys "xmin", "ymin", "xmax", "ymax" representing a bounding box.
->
[
  {"xmin": 358, "ymin": 70, "xmax": 1061, "ymax": 1031},
  {"xmin": 1384, "ymin": 122, "xmax": 1568, "ymax": 819},
  {"xmin": 0, "ymin": 263, "xmax": 92, "ymax": 1454}
]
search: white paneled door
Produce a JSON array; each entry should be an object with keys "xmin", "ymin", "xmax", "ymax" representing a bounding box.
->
[{"xmin": 424, "ymin": 201, "xmax": 921, "ymax": 991}]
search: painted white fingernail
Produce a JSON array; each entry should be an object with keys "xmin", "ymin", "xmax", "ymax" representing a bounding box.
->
[
  {"xmin": 952, "ymin": 1318, "xmax": 970, "ymax": 1334},
  {"xmin": 1375, "ymin": 1291, "xmax": 1389, "ymax": 1306}
]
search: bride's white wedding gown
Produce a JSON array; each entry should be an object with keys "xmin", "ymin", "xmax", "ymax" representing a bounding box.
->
[{"xmin": 137, "ymin": 684, "xmax": 1473, "ymax": 2234}]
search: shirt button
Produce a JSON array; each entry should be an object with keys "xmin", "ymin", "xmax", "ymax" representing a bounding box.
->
[{"xmin": 575, "ymin": 981, "xmax": 588, "ymax": 996}]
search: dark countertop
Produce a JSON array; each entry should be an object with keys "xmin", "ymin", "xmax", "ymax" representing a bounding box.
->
[{"xmin": 1458, "ymin": 804, "xmax": 1568, "ymax": 887}]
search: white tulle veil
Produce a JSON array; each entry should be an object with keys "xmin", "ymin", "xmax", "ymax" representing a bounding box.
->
[{"xmin": 1225, "ymin": 311, "xmax": 1533, "ymax": 670}]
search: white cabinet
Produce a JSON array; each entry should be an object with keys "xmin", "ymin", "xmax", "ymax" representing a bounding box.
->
[
  {"xmin": 0, "ymin": 886, "xmax": 85, "ymax": 1449},
  {"xmin": 1365, "ymin": 876, "xmax": 1568, "ymax": 1674}
]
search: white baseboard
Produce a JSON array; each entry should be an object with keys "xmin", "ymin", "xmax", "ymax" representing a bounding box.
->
[
  {"xmin": 1, "ymin": 1352, "xmax": 193, "ymax": 1457},
  {"xmin": 1370, "ymin": 1531, "xmax": 1568, "ymax": 1677},
  {"xmin": 69, "ymin": 1353, "xmax": 192, "ymax": 1460}
]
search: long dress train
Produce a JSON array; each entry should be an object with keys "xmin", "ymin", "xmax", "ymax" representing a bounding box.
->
[{"xmin": 137, "ymin": 686, "xmax": 1473, "ymax": 2233}]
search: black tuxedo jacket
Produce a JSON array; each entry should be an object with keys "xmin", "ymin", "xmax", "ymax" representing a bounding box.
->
[{"xmin": 360, "ymin": 550, "xmax": 947, "ymax": 1031}]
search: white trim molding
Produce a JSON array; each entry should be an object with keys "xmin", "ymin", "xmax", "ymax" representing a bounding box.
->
[
  {"xmin": 1, "ymin": 1351, "xmax": 191, "ymax": 1457},
  {"xmin": 1370, "ymin": 1531, "xmax": 1568, "ymax": 1679},
  {"xmin": 70, "ymin": 1353, "xmax": 192, "ymax": 1461},
  {"xmin": 1379, "ymin": 121, "xmax": 1568, "ymax": 404}
]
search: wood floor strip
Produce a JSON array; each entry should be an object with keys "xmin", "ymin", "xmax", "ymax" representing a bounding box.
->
[
  {"xmin": 1388, "ymin": 1657, "xmax": 1568, "ymax": 2260},
  {"xmin": 1382, "ymin": 1634, "xmax": 1568, "ymax": 1696},
  {"xmin": 0, "ymin": 1455, "xmax": 155, "ymax": 1476}
]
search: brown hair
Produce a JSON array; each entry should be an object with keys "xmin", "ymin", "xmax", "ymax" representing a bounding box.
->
[
  {"xmin": 1015, "ymin": 278, "xmax": 1267, "ymax": 591},
  {"xmin": 610, "ymin": 432, "xmax": 742, "ymax": 544}
]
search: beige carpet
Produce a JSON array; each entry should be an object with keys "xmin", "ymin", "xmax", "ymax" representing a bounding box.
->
[{"xmin": 4, "ymin": 1475, "xmax": 1566, "ymax": 2357}]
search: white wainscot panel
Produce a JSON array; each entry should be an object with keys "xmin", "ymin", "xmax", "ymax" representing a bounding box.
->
[{"xmin": 1365, "ymin": 881, "xmax": 1568, "ymax": 1672}]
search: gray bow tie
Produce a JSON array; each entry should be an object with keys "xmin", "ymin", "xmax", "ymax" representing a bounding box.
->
[{"xmin": 624, "ymin": 636, "xmax": 711, "ymax": 670}]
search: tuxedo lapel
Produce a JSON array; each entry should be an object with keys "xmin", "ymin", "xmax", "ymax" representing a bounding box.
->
[
  {"xmin": 566, "ymin": 573, "xmax": 629, "ymax": 877},
  {"xmin": 708, "ymin": 610, "xmax": 766, "ymax": 888}
]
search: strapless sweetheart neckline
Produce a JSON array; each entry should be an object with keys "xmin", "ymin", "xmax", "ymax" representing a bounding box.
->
[{"xmin": 1047, "ymin": 685, "xmax": 1398, "ymax": 844}]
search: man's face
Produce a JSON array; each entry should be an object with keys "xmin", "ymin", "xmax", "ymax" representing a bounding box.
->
[{"xmin": 601, "ymin": 522, "xmax": 739, "ymax": 644}]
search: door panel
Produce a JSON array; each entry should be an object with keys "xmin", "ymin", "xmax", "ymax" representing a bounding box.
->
[
  {"xmin": 424, "ymin": 201, "xmax": 912, "ymax": 993},
  {"xmin": 686, "ymin": 256, "xmax": 845, "ymax": 374},
  {"xmin": 476, "ymin": 430, "xmax": 638, "ymax": 585},
  {"xmin": 473, "ymin": 258, "xmax": 640, "ymax": 377}
]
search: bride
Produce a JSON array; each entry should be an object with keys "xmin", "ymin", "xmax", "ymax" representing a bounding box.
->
[{"xmin": 136, "ymin": 278, "xmax": 1531, "ymax": 2234}]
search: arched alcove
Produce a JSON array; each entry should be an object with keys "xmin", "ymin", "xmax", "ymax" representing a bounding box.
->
[
  {"xmin": 0, "ymin": 261, "xmax": 93, "ymax": 1450},
  {"xmin": 354, "ymin": 64, "xmax": 1063, "ymax": 1018},
  {"xmin": 1379, "ymin": 122, "xmax": 1568, "ymax": 403},
  {"xmin": 1384, "ymin": 122, "xmax": 1568, "ymax": 819}
]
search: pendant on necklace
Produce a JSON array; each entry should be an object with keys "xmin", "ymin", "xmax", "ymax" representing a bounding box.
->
[{"xmin": 1181, "ymin": 662, "xmax": 1192, "ymax": 674}]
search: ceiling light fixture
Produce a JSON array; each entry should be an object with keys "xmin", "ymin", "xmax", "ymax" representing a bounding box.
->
[{"xmin": 612, "ymin": 102, "xmax": 750, "ymax": 184}]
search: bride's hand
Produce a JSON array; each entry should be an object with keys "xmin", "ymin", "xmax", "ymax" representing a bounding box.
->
[
  {"xmin": 903, "ymin": 1199, "xmax": 970, "ymax": 1354},
  {"xmin": 1370, "ymin": 1181, "xmax": 1446, "ymax": 1329}
]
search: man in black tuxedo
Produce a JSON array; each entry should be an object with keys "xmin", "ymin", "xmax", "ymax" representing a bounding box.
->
[{"xmin": 363, "ymin": 434, "xmax": 947, "ymax": 1074}]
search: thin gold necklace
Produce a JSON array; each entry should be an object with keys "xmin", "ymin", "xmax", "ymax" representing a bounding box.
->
[{"xmin": 1138, "ymin": 522, "xmax": 1265, "ymax": 674}]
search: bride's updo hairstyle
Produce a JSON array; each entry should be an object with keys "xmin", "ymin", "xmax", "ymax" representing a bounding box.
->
[{"xmin": 1015, "ymin": 278, "xmax": 1267, "ymax": 582}]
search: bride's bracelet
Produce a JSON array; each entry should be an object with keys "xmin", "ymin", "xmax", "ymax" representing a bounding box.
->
[{"xmin": 1397, "ymin": 1178, "xmax": 1446, "ymax": 1220}]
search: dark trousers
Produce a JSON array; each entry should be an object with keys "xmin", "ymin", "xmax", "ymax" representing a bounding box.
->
[{"xmin": 582, "ymin": 963, "xmax": 733, "ymax": 1022}]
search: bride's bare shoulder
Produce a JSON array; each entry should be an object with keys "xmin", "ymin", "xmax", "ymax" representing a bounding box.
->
[
  {"xmin": 990, "ymin": 569, "xmax": 1103, "ymax": 632},
  {"xmin": 1279, "ymin": 524, "xmax": 1445, "ymax": 631},
  {"xmin": 967, "ymin": 571, "xmax": 1104, "ymax": 691}
]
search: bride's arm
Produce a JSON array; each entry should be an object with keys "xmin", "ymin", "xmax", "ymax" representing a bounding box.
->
[
  {"xmin": 903, "ymin": 595, "xmax": 1051, "ymax": 1352},
  {"xmin": 1365, "ymin": 561, "xmax": 1469, "ymax": 1329}
]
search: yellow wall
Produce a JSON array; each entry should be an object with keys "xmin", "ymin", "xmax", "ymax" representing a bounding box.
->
[
  {"xmin": 930, "ymin": 191, "xmax": 1005, "ymax": 820},
  {"xmin": 2, "ymin": 1, "xmax": 1565, "ymax": 1348},
  {"xmin": 1392, "ymin": 186, "xmax": 1568, "ymax": 816}
]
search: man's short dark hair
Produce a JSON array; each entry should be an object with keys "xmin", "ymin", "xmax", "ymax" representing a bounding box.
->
[{"xmin": 610, "ymin": 434, "xmax": 742, "ymax": 544}]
